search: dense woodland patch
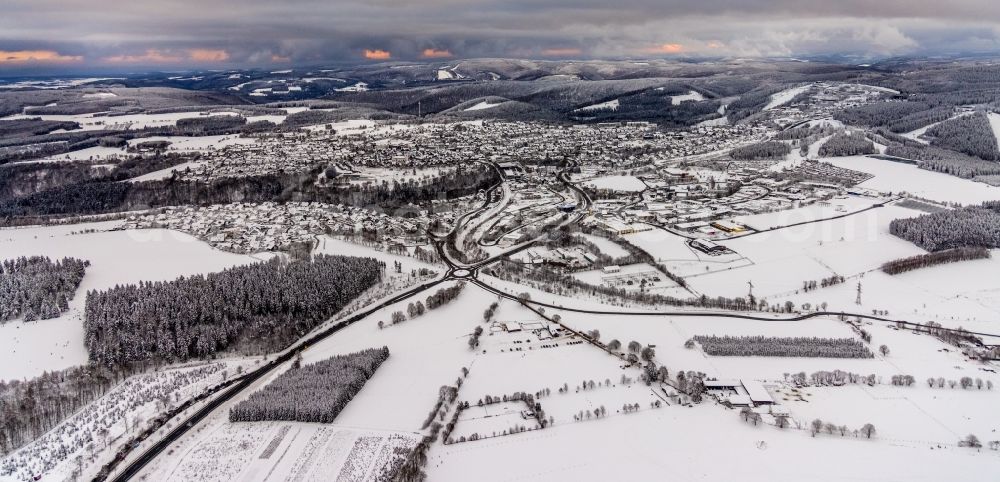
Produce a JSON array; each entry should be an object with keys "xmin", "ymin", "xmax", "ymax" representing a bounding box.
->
[
  {"xmin": 229, "ymin": 347, "xmax": 389, "ymax": 423},
  {"xmin": 0, "ymin": 256, "xmax": 88, "ymax": 322},
  {"xmin": 84, "ymin": 254, "xmax": 383, "ymax": 366}
]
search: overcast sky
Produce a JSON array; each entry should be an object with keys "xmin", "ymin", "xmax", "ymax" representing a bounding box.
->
[{"xmin": 3, "ymin": 0, "xmax": 1000, "ymax": 71}]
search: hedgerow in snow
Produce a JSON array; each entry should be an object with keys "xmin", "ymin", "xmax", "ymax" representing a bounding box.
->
[
  {"xmin": 692, "ymin": 335, "xmax": 873, "ymax": 358},
  {"xmin": 84, "ymin": 254, "xmax": 382, "ymax": 366},
  {"xmin": 881, "ymin": 247, "xmax": 990, "ymax": 275},
  {"xmin": 228, "ymin": 347, "xmax": 389, "ymax": 423},
  {"xmin": 0, "ymin": 256, "xmax": 88, "ymax": 322}
]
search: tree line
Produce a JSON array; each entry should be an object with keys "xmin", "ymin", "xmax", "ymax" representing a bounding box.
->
[
  {"xmin": 84, "ymin": 255, "xmax": 383, "ymax": 367},
  {"xmin": 229, "ymin": 347, "xmax": 389, "ymax": 423},
  {"xmin": 692, "ymin": 335, "xmax": 874, "ymax": 358},
  {"xmin": 1, "ymin": 256, "xmax": 88, "ymax": 322},
  {"xmin": 881, "ymin": 247, "xmax": 990, "ymax": 275}
]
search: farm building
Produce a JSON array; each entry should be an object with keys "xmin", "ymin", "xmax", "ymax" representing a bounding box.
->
[
  {"xmin": 710, "ymin": 220, "xmax": 746, "ymax": 233},
  {"xmin": 691, "ymin": 238, "xmax": 727, "ymax": 254}
]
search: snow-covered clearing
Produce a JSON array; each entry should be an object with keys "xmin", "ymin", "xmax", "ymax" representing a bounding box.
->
[
  {"xmin": 900, "ymin": 113, "xmax": 971, "ymax": 145},
  {"xmin": 464, "ymin": 101, "xmax": 500, "ymax": 111},
  {"xmin": 623, "ymin": 229, "xmax": 750, "ymax": 278},
  {"xmin": 149, "ymin": 423, "xmax": 416, "ymax": 482},
  {"xmin": 336, "ymin": 82, "xmax": 369, "ymax": 92},
  {"xmin": 824, "ymin": 155, "xmax": 1000, "ymax": 205},
  {"xmin": 763, "ymin": 85, "xmax": 810, "ymax": 110},
  {"xmin": 670, "ymin": 90, "xmax": 704, "ymax": 105},
  {"xmin": 987, "ymin": 112, "xmax": 1000, "ymax": 150},
  {"xmin": 81, "ymin": 92, "xmax": 117, "ymax": 99},
  {"xmin": 0, "ymin": 222, "xmax": 262, "ymax": 380},
  {"xmin": 1, "ymin": 111, "xmax": 242, "ymax": 132},
  {"xmin": 574, "ymin": 99, "xmax": 619, "ymax": 112},
  {"xmin": 579, "ymin": 233, "xmax": 629, "ymax": 257},
  {"xmin": 582, "ymin": 175, "xmax": 645, "ymax": 191},
  {"xmin": 22, "ymin": 145, "xmax": 127, "ymax": 163}
]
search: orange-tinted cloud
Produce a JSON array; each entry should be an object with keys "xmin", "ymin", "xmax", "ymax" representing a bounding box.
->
[
  {"xmin": 706, "ymin": 41, "xmax": 724, "ymax": 49},
  {"xmin": 0, "ymin": 50, "xmax": 82, "ymax": 63},
  {"xmin": 645, "ymin": 43, "xmax": 685, "ymax": 54},
  {"xmin": 104, "ymin": 49, "xmax": 184, "ymax": 63},
  {"xmin": 271, "ymin": 54, "xmax": 291, "ymax": 62},
  {"xmin": 540, "ymin": 48, "xmax": 582, "ymax": 57},
  {"xmin": 189, "ymin": 49, "xmax": 229, "ymax": 62},
  {"xmin": 421, "ymin": 48, "xmax": 453, "ymax": 59},
  {"xmin": 104, "ymin": 48, "xmax": 233, "ymax": 63},
  {"xmin": 364, "ymin": 49, "xmax": 391, "ymax": 60}
]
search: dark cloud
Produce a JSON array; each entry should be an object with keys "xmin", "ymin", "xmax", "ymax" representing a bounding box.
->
[{"xmin": 1, "ymin": 0, "xmax": 1000, "ymax": 70}]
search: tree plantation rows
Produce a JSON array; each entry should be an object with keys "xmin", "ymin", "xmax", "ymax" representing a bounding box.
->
[
  {"xmin": 692, "ymin": 336, "xmax": 874, "ymax": 358},
  {"xmin": 229, "ymin": 347, "xmax": 389, "ymax": 423},
  {"xmin": 84, "ymin": 255, "xmax": 383, "ymax": 367},
  {"xmin": 0, "ymin": 365, "xmax": 128, "ymax": 457},
  {"xmin": 0, "ymin": 256, "xmax": 88, "ymax": 322},
  {"xmin": 880, "ymin": 247, "xmax": 991, "ymax": 275},
  {"xmin": 1, "ymin": 364, "xmax": 227, "ymax": 480},
  {"xmin": 889, "ymin": 202, "xmax": 1000, "ymax": 251}
]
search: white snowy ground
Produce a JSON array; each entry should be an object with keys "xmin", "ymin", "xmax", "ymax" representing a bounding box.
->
[
  {"xmin": 95, "ymin": 252, "xmax": 1000, "ymax": 482},
  {"xmin": 670, "ymin": 90, "xmax": 705, "ymax": 105},
  {"xmin": 0, "ymin": 221, "xmax": 262, "ymax": 380},
  {"xmin": 824, "ymin": 155, "xmax": 1000, "ymax": 205},
  {"xmin": 579, "ymin": 233, "xmax": 629, "ymax": 257},
  {"xmin": 988, "ymin": 112, "xmax": 1000, "ymax": 151},
  {"xmin": 686, "ymin": 202, "xmax": 926, "ymax": 301},
  {"xmin": 581, "ymin": 175, "xmax": 646, "ymax": 192},
  {"xmin": 465, "ymin": 101, "xmax": 500, "ymax": 111},
  {"xmin": 763, "ymin": 85, "xmax": 811, "ymax": 111}
]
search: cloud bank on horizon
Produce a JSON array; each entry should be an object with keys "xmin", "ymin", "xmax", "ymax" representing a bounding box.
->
[{"xmin": 3, "ymin": 0, "xmax": 1000, "ymax": 70}]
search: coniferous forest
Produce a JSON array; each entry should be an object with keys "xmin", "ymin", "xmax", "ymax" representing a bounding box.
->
[
  {"xmin": 229, "ymin": 347, "xmax": 389, "ymax": 423},
  {"xmin": 84, "ymin": 255, "xmax": 383, "ymax": 367},
  {"xmin": 889, "ymin": 202, "xmax": 1000, "ymax": 251},
  {"xmin": 0, "ymin": 256, "xmax": 88, "ymax": 322}
]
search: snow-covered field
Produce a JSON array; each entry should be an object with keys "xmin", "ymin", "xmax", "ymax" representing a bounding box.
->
[
  {"xmin": 150, "ymin": 423, "xmax": 416, "ymax": 482},
  {"xmin": 686, "ymin": 203, "xmax": 926, "ymax": 300},
  {"xmin": 574, "ymin": 99, "xmax": 619, "ymax": 112},
  {"xmin": 988, "ymin": 112, "xmax": 1000, "ymax": 150},
  {"xmin": 824, "ymin": 156, "xmax": 1000, "ymax": 205},
  {"xmin": 764, "ymin": 85, "xmax": 811, "ymax": 110},
  {"xmin": 0, "ymin": 222, "xmax": 263, "ymax": 380},
  {"xmin": 579, "ymin": 233, "xmax": 629, "ymax": 257},
  {"xmin": 581, "ymin": 175, "xmax": 645, "ymax": 191},
  {"xmin": 670, "ymin": 90, "xmax": 705, "ymax": 105}
]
